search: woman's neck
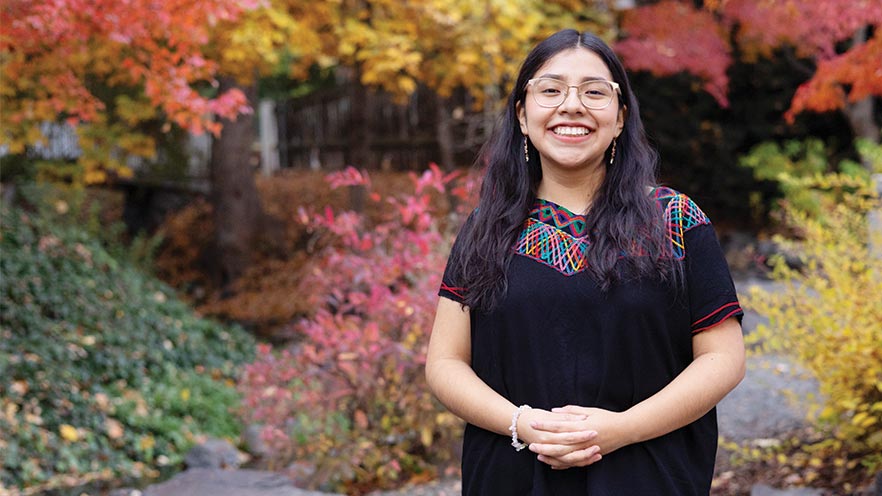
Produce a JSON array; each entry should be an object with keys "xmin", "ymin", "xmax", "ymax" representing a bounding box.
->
[{"xmin": 536, "ymin": 165, "xmax": 605, "ymax": 215}]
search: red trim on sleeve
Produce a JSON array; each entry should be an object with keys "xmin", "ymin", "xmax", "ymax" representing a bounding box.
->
[
  {"xmin": 440, "ymin": 283, "xmax": 466, "ymax": 299},
  {"xmin": 691, "ymin": 302, "xmax": 742, "ymax": 333}
]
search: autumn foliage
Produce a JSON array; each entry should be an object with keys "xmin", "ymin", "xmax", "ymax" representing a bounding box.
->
[
  {"xmin": 237, "ymin": 166, "xmax": 475, "ymax": 493},
  {"xmin": 786, "ymin": 33, "xmax": 882, "ymax": 121},
  {"xmin": 617, "ymin": 0, "xmax": 732, "ymax": 106},
  {"xmin": 330, "ymin": 0, "xmax": 614, "ymax": 104},
  {"xmin": 0, "ymin": 0, "xmax": 256, "ymax": 182},
  {"xmin": 743, "ymin": 177, "xmax": 882, "ymax": 484},
  {"xmin": 616, "ymin": 0, "xmax": 882, "ymax": 120}
]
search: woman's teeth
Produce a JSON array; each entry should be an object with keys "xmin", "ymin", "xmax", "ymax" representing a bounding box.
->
[{"xmin": 552, "ymin": 126, "xmax": 590, "ymax": 136}]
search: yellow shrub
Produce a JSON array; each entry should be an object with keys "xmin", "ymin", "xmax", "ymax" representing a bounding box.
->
[{"xmin": 745, "ymin": 175, "xmax": 882, "ymax": 472}]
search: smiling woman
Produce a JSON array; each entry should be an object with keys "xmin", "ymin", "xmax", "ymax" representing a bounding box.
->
[{"xmin": 425, "ymin": 29, "xmax": 746, "ymax": 495}]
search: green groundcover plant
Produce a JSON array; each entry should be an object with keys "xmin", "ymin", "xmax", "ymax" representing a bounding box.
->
[{"xmin": 0, "ymin": 189, "xmax": 255, "ymax": 493}]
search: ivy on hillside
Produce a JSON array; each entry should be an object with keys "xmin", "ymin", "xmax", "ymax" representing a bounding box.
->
[{"xmin": 0, "ymin": 201, "xmax": 254, "ymax": 492}]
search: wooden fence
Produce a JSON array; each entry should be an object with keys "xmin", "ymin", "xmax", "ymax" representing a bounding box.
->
[{"xmin": 276, "ymin": 83, "xmax": 491, "ymax": 171}]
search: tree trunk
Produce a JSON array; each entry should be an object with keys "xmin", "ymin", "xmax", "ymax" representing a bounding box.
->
[
  {"xmin": 435, "ymin": 92, "xmax": 456, "ymax": 171},
  {"xmin": 842, "ymin": 27, "xmax": 881, "ymax": 170},
  {"xmin": 345, "ymin": 65, "xmax": 372, "ymax": 211},
  {"xmin": 209, "ymin": 78, "xmax": 263, "ymax": 287},
  {"xmin": 843, "ymin": 97, "xmax": 880, "ymax": 144}
]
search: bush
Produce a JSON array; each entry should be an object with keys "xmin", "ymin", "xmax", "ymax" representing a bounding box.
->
[
  {"xmin": 0, "ymin": 192, "xmax": 255, "ymax": 493},
  {"xmin": 237, "ymin": 165, "xmax": 475, "ymax": 494},
  {"xmin": 742, "ymin": 146, "xmax": 882, "ymax": 484},
  {"xmin": 153, "ymin": 170, "xmax": 423, "ymax": 338},
  {"xmin": 740, "ymin": 138, "xmax": 879, "ymax": 219}
]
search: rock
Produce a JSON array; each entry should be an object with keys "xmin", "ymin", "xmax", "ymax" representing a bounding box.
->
[
  {"xmin": 750, "ymin": 484, "xmax": 823, "ymax": 496},
  {"xmin": 285, "ymin": 461, "xmax": 318, "ymax": 489},
  {"xmin": 185, "ymin": 438, "xmax": 242, "ymax": 469},
  {"xmin": 243, "ymin": 423, "xmax": 271, "ymax": 458},
  {"xmin": 142, "ymin": 468, "xmax": 342, "ymax": 496},
  {"xmin": 108, "ymin": 490, "xmax": 142, "ymax": 496},
  {"xmin": 366, "ymin": 477, "xmax": 461, "ymax": 496}
]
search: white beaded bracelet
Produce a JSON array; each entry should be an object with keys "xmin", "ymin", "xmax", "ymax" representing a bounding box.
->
[{"xmin": 509, "ymin": 404, "xmax": 531, "ymax": 451}]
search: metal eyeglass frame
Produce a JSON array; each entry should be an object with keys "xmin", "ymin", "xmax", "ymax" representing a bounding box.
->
[{"xmin": 526, "ymin": 77, "xmax": 621, "ymax": 110}]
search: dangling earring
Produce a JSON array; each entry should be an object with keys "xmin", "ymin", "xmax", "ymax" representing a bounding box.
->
[
  {"xmin": 609, "ymin": 138, "xmax": 617, "ymax": 165},
  {"xmin": 524, "ymin": 137, "xmax": 530, "ymax": 162}
]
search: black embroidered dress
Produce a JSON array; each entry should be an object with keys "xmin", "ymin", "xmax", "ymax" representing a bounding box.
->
[{"xmin": 439, "ymin": 188, "xmax": 743, "ymax": 495}]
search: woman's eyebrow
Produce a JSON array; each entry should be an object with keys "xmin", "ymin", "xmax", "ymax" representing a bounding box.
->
[{"xmin": 536, "ymin": 73, "xmax": 607, "ymax": 82}]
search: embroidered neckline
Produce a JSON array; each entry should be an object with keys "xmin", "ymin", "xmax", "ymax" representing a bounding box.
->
[
  {"xmin": 531, "ymin": 198, "xmax": 588, "ymax": 238},
  {"xmin": 516, "ymin": 188, "xmax": 711, "ymax": 275}
]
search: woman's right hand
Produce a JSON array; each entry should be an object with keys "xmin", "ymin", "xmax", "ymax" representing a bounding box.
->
[{"xmin": 518, "ymin": 408, "xmax": 603, "ymax": 469}]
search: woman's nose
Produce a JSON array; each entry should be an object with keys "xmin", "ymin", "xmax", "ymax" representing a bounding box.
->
[{"xmin": 559, "ymin": 87, "xmax": 584, "ymax": 113}]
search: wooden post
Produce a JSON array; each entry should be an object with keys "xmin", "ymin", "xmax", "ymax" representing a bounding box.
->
[
  {"xmin": 258, "ymin": 99, "xmax": 280, "ymax": 176},
  {"xmin": 870, "ymin": 173, "xmax": 882, "ymax": 258}
]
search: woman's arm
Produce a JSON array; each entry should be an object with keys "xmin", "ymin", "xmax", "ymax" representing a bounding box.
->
[
  {"xmin": 425, "ymin": 297, "xmax": 601, "ymax": 459},
  {"xmin": 529, "ymin": 317, "xmax": 745, "ymax": 468}
]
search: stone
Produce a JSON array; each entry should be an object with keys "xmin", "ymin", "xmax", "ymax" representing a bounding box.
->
[
  {"xmin": 285, "ymin": 461, "xmax": 317, "ymax": 489},
  {"xmin": 142, "ymin": 468, "xmax": 342, "ymax": 496},
  {"xmin": 108, "ymin": 490, "xmax": 142, "ymax": 496},
  {"xmin": 750, "ymin": 484, "xmax": 823, "ymax": 496},
  {"xmin": 243, "ymin": 423, "xmax": 271, "ymax": 458},
  {"xmin": 185, "ymin": 438, "xmax": 241, "ymax": 469}
]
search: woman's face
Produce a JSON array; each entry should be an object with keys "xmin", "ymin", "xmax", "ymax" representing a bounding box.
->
[{"xmin": 517, "ymin": 48, "xmax": 625, "ymax": 174}]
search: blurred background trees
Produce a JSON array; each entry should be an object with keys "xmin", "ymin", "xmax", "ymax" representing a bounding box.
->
[{"xmin": 5, "ymin": 0, "xmax": 879, "ymax": 273}]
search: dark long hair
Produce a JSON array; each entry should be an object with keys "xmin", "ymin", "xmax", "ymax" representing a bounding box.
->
[{"xmin": 452, "ymin": 29, "xmax": 676, "ymax": 311}]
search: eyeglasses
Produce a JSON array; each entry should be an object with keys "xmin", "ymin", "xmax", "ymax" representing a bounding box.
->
[{"xmin": 526, "ymin": 78, "xmax": 621, "ymax": 110}]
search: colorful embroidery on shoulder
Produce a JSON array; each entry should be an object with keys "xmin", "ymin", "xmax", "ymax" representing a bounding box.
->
[
  {"xmin": 514, "ymin": 201, "xmax": 590, "ymax": 276},
  {"xmin": 653, "ymin": 187, "xmax": 710, "ymax": 259}
]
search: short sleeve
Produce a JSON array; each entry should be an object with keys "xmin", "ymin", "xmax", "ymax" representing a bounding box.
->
[
  {"xmin": 438, "ymin": 213, "xmax": 474, "ymax": 303},
  {"xmin": 684, "ymin": 222, "xmax": 744, "ymax": 334}
]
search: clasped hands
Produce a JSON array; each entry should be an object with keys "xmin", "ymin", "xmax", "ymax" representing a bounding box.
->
[{"xmin": 517, "ymin": 405, "xmax": 630, "ymax": 470}]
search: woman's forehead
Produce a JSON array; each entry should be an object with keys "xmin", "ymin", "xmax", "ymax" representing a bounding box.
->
[{"xmin": 532, "ymin": 48, "xmax": 612, "ymax": 81}]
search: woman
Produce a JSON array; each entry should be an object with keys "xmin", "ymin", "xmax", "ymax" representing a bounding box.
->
[{"xmin": 425, "ymin": 29, "xmax": 745, "ymax": 495}]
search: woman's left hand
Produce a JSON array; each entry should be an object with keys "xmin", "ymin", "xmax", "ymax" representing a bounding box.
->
[{"xmin": 528, "ymin": 405, "xmax": 632, "ymax": 469}]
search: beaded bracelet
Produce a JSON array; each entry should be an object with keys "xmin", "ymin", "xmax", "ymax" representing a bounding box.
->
[{"xmin": 509, "ymin": 404, "xmax": 531, "ymax": 451}]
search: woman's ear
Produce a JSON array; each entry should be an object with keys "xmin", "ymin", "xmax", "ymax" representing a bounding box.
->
[
  {"xmin": 517, "ymin": 101, "xmax": 528, "ymax": 136},
  {"xmin": 615, "ymin": 105, "xmax": 626, "ymax": 138}
]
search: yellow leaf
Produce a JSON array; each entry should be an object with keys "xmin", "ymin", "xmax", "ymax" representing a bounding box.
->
[
  {"xmin": 84, "ymin": 169, "xmax": 107, "ymax": 184},
  {"xmin": 10, "ymin": 381, "xmax": 28, "ymax": 395},
  {"xmin": 140, "ymin": 435, "xmax": 155, "ymax": 451},
  {"xmin": 60, "ymin": 424, "xmax": 79, "ymax": 442},
  {"xmin": 420, "ymin": 426, "xmax": 433, "ymax": 447},
  {"xmin": 105, "ymin": 418, "xmax": 124, "ymax": 440},
  {"xmin": 180, "ymin": 389, "xmax": 190, "ymax": 402},
  {"xmin": 852, "ymin": 411, "xmax": 868, "ymax": 426}
]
